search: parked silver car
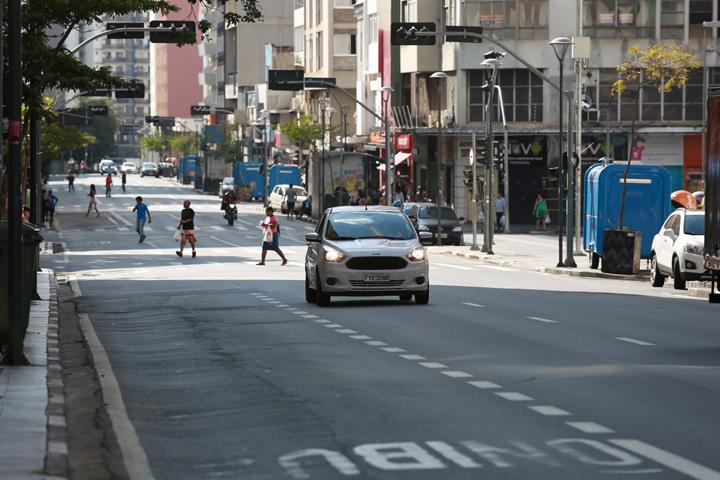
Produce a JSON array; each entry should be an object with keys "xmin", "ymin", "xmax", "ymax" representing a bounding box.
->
[{"xmin": 305, "ymin": 206, "xmax": 432, "ymax": 306}]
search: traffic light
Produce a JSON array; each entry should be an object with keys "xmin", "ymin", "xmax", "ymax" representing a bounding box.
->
[
  {"xmin": 145, "ymin": 116, "xmax": 175, "ymax": 127},
  {"xmin": 493, "ymin": 141, "xmax": 505, "ymax": 162},
  {"xmin": 268, "ymin": 69, "xmax": 304, "ymax": 91},
  {"xmin": 115, "ymin": 82, "xmax": 145, "ymax": 99},
  {"xmin": 463, "ymin": 168, "xmax": 474, "ymax": 188},
  {"xmin": 149, "ymin": 20, "xmax": 196, "ymax": 44},
  {"xmin": 391, "ymin": 22, "xmax": 436, "ymax": 46}
]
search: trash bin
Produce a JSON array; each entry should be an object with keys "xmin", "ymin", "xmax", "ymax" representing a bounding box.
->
[{"xmin": 0, "ymin": 220, "xmax": 43, "ymax": 349}]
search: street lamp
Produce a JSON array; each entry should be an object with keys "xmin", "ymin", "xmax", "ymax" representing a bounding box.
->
[
  {"xmin": 430, "ymin": 72, "xmax": 447, "ymax": 246},
  {"xmin": 261, "ymin": 108, "xmax": 270, "ymax": 207},
  {"xmin": 381, "ymin": 86, "xmax": 394, "ymax": 205},
  {"xmin": 480, "ymin": 54, "xmax": 502, "ymax": 255},
  {"xmin": 318, "ymin": 96, "xmax": 331, "ymax": 213},
  {"xmin": 338, "ymin": 105, "xmax": 350, "ymax": 207},
  {"xmin": 550, "ymin": 36, "xmax": 573, "ymax": 268}
]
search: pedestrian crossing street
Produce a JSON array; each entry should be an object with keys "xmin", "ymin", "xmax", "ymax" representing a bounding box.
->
[{"xmin": 62, "ymin": 224, "xmax": 249, "ymax": 234}]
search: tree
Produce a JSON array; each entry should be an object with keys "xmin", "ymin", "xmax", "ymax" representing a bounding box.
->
[
  {"xmin": 169, "ymin": 134, "xmax": 196, "ymax": 157},
  {"xmin": 612, "ymin": 44, "xmax": 700, "ymax": 229},
  {"xmin": 140, "ymin": 134, "xmax": 169, "ymax": 156},
  {"xmin": 40, "ymin": 123, "xmax": 96, "ymax": 170},
  {"xmin": 76, "ymin": 99, "xmax": 119, "ymax": 162},
  {"xmin": 280, "ymin": 114, "xmax": 324, "ymax": 166}
]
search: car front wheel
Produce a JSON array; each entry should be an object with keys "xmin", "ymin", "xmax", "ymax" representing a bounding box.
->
[
  {"xmin": 316, "ymin": 269, "xmax": 331, "ymax": 306},
  {"xmin": 673, "ymin": 257, "xmax": 687, "ymax": 290},
  {"xmin": 305, "ymin": 272, "xmax": 317, "ymax": 303},
  {"xmin": 650, "ymin": 254, "xmax": 666, "ymax": 287}
]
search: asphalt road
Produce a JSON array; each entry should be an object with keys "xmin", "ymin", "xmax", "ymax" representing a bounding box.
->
[{"xmin": 42, "ymin": 174, "xmax": 720, "ymax": 480}]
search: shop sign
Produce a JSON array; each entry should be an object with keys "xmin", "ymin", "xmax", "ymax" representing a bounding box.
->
[
  {"xmin": 395, "ymin": 133, "xmax": 413, "ymax": 151},
  {"xmin": 506, "ymin": 136, "xmax": 547, "ymax": 165}
]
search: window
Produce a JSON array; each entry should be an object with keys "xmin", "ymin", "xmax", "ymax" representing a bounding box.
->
[
  {"xmin": 294, "ymin": 26, "xmax": 305, "ymax": 53},
  {"xmin": 401, "ymin": 0, "xmax": 417, "ymax": 22},
  {"xmin": 369, "ymin": 14, "xmax": 378, "ymax": 43},
  {"xmin": 316, "ymin": 0, "xmax": 323, "ymax": 25},
  {"xmin": 468, "ymin": 68, "xmax": 543, "ymax": 123},
  {"xmin": 317, "ymin": 31, "xmax": 323, "ymax": 70},
  {"xmin": 444, "ymin": 0, "xmax": 457, "ymax": 25},
  {"xmin": 464, "ymin": 0, "xmax": 548, "ymax": 39},
  {"xmin": 583, "ymin": 0, "xmax": 655, "ymax": 38},
  {"xmin": 689, "ymin": 0, "xmax": 713, "ymax": 36},
  {"xmin": 334, "ymin": 34, "xmax": 356, "ymax": 55},
  {"xmin": 661, "ymin": 0, "xmax": 684, "ymax": 38}
]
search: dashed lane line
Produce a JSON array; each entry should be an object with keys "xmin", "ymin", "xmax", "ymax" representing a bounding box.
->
[
  {"xmin": 528, "ymin": 405, "xmax": 572, "ymax": 416},
  {"xmin": 495, "ymin": 392, "xmax": 534, "ymax": 402},
  {"xmin": 313, "ymin": 319, "xmax": 330, "ymax": 324},
  {"xmin": 462, "ymin": 302, "xmax": 485, "ymax": 308},
  {"xmin": 336, "ymin": 329, "xmax": 358, "ymax": 334},
  {"xmin": 418, "ymin": 362, "xmax": 449, "ymax": 369},
  {"xmin": 399, "ymin": 354, "xmax": 426, "ymax": 361},
  {"xmin": 467, "ymin": 380, "xmax": 502, "ymax": 389},
  {"xmin": 615, "ymin": 337, "xmax": 655, "ymax": 346},
  {"xmin": 349, "ymin": 335, "xmax": 372, "ymax": 340},
  {"xmin": 324, "ymin": 324, "xmax": 343, "ymax": 328},
  {"xmin": 210, "ymin": 235, "xmax": 243, "ymax": 248},
  {"xmin": 433, "ymin": 263, "xmax": 474, "ymax": 271},
  {"xmin": 566, "ymin": 422, "xmax": 615, "ymax": 434},
  {"xmin": 365, "ymin": 340, "xmax": 388, "ymax": 347},
  {"xmin": 527, "ymin": 316, "xmax": 558, "ymax": 324},
  {"xmin": 441, "ymin": 371, "xmax": 473, "ymax": 379},
  {"xmin": 381, "ymin": 347, "xmax": 406, "ymax": 353},
  {"xmin": 609, "ymin": 439, "xmax": 720, "ymax": 480}
]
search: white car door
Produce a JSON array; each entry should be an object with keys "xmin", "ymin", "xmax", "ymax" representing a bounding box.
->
[{"xmin": 657, "ymin": 214, "xmax": 678, "ymax": 270}]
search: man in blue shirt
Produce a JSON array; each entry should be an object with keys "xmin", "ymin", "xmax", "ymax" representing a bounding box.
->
[{"xmin": 132, "ymin": 196, "xmax": 151, "ymax": 243}]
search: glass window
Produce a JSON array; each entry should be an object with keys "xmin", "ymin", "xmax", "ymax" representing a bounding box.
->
[
  {"xmin": 464, "ymin": 0, "xmax": 548, "ymax": 39},
  {"xmin": 317, "ymin": 32, "xmax": 323, "ymax": 70},
  {"xmin": 661, "ymin": 0, "xmax": 684, "ymax": 38},
  {"xmin": 683, "ymin": 214, "xmax": 705, "ymax": 235},
  {"xmin": 325, "ymin": 212, "xmax": 417, "ymax": 240},
  {"xmin": 583, "ymin": 0, "xmax": 655, "ymax": 37},
  {"xmin": 468, "ymin": 68, "xmax": 544, "ymax": 123},
  {"xmin": 689, "ymin": 0, "xmax": 713, "ymax": 36},
  {"xmin": 419, "ymin": 207, "xmax": 458, "ymax": 220}
]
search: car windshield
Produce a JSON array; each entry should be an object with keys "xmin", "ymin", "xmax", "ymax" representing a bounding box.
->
[
  {"xmin": 684, "ymin": 214, "xmax": 705, "ymax": 235},
  {"xmin": 124, "ymin": 163, "xmax": 135, "ymax": 167},
  {"xmin": 325, "ymin": 212, "xmax": 417, "ymax": 241},
  {"xmin": 143, "ymin": 163, "xmax": 156, "ymax": 168},
  {"xmin": 419, "ymin": 207, "xmax": 458, "ymax": 220}
]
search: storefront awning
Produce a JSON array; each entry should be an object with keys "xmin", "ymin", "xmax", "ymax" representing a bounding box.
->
[{"xmin": 394, "ymin": 152, "xmax": 412, "ymax": 165}]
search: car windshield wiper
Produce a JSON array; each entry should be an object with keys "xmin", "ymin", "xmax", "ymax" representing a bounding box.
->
[
  {"xmin": 328, "ymin": 236, "xmax": 357, "ymax": 241},
  {"xmin": 355, "ymin": 236, "xmax": 408, "ymax": 240}
]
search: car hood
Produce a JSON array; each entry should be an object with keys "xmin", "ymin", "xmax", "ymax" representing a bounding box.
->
[{"xmin": 325, "ymin": 238, "xmax": 420, "ymax": 255}]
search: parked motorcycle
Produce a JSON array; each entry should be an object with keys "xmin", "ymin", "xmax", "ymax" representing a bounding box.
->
[{"xmin": 224, "ymin": 203, "xmax": 238, "ymax": 226}]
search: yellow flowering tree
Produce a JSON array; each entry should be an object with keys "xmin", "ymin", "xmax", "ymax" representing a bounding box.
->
[{"xmin": 612, "ymin": 44, "xmax": 700, "ymax": 228}]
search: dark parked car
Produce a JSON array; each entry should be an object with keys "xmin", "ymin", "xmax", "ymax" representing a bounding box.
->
[{"xmin": 404, "ymin": 202, "xmax": 465, "ymax": 246}]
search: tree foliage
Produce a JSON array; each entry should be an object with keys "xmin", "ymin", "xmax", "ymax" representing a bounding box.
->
[
  {"xmin": 40, "ymin": 122, "xmax": 96, "ymax": 165},
  {"xmin": 169, "ymin": 134, "xmax": 196, "ymax": 157},
  {"xmin": 611, "ymin": 44, "xmax": 700, "ymax": 229},
  {"xmin": 280, "ymin": 115, "xmax": 324, "ymax": 151},
  {"xmin": 140, "ymin": 134, "xmax": 169, "ymax": 154}
]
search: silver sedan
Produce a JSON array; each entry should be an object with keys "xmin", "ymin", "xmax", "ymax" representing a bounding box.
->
[{"xmin": 305, "ymin": 206, "xmax": 431, "ymax": 306}]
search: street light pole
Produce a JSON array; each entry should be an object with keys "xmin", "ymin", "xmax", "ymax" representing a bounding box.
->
[
  {"xmin": 261, "ymin": 109, "xmax": 270, "ymax": 207},
  {"xmin": 550, "ymin": 37, "xmax": 573, "ymax": 268},
  {"xmin": 480, "ymin": 56, "xmax": 502, "ymax": 255},
  {"xmin": 430, "ymin": 72, "xmax": 447, "ymax": 247},
  {"xmin": 471, "ymin": 131, "xmax": 479, "ymax": 250},
  {"xmin": 381, "ymin": 86, "xmax": 394, "ymax": 205}
]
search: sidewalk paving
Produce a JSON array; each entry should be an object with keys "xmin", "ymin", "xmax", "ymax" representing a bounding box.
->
[{"xmin": 0, "ymin": 270, "xmax": 67, "ymax": 479}]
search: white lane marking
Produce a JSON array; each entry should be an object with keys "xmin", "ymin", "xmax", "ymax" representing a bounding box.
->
[
  {"xmin": 324, "ymin": 324, "xmax": 342, "ymax": 328},
  {"xmin": 615, "ymin": 337, "xmax": 655, "ymax": 346},
  {"xmin": 210, "ymin": 235, "xmax": 242, "ymax": 248},
  {"xmin": 462, "ymin": 302, "xmax": 485, "ymax": 308},
  {"xmin": 365, "ymin": 341, "xmax": 388, "ymax": 347},
  {"xmin": 481, "ymin": 265, "xmax": 514, "ymax": 271},
  {"xmin": 434, "ymin": 263, "xmax": 474, "ymax": 271},
  {"xmin": 117, "ymin": 227, "xmax": 130, "ymax": 232},
  {"xmin": 301, "ymin": 314, "xmax": 319, "ymax": 319},
  {"xmin": 418, "ymin": 362, "xmax": 449, "ymax": 369},
  {"xmin": 527, "ymin": 316, "xmax": 558, "ymax": 324},
  {"xmin": 381, "ymin": 347, "xmax": 406, "ymax": 353},
  {"xmin": 442, "ymin": 371, "xmax": 473, "ymax": 378},
  {"xmin": 107, "ymin": 215, "xmax": 119, "ymax": 225},
  {"xmin": 350, "ymin": 335, "xmax": 372, "ymax": 340},
  {"xmin": 528, "ymin": 405, "xmax": 571, "ymax": 416},
  {"xmin": 467, "ymin": 380, "xmax": 502, "ymax": 389},
  {"xmin": 145, "ymin": 242, "xmax": 159, "ymax": 249},
  {"xmin": 276, "ymin": 304, "xmax": 290, "ymax": 307},
  {"xmin": 609, "ymin": 439, "xmax": 720, "ymax": 480},
  {"xmin": 94, "ymin": 228, "xmax": 107, "ymax": 233},
  {"xmin": 77, "ymin": 314, "xmax": 154, "ymax": 480},
  {"xmin": 313, "ymin": 319, "xmax": 330, "ymax": 324},
  {"xmin": 68, "ymin": 276, "xmax": 83, "ymax": 297},
  {"xmin": 109, "ymin": 211, "xmax": 134, "ymax": 227},
  {"xmin": 399, "ymin": 354, "xmax": 426, "ymax": 361},
  {"xmin": 566, "ymin": 422, "xmax": 615, "ymax": 434},
  {"xmin": 165, "ymin": 226, "xmax": 176, "ymax": 232},
  {"xmin": 336, "ymin": 329, "xmax": 358, "ymax": 334},
  {"xmin": 292, "ymin": 311, "xmax": 308, "ymax": 315},
  {"xmin": 495, "ymin": 392, "xmax": 534, "ymax": 402}
]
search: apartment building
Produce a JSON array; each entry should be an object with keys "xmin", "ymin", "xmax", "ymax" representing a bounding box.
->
[
  {"xmin": 394, "ymin": 0, "xmax": 715, "ymax": 223},
  {"xmin": 94, "ymin": 12, "xmax": 151, "ymax": 157},
  {"xmin": 149, "ymin": 0, "xmax": 203, "ymax": 119}
]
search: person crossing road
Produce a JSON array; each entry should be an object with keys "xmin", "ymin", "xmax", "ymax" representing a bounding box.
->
[{"xmin": 132, "ymin": 196, "xmax": 151, "ymax": 243}]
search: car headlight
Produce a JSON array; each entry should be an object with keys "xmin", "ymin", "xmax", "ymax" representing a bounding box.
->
[
  {"xmin": 452, "ymin": 226, "xmax": 463, "ymax": 232},
  {"xmin": 684, "ymin": 243, "xmax": 704, "ymax": 255},
  {"xmin": 324, "ymin": 248, "xmax": 346, "ymax": 263},
  {"xmin": 417, "ymin": 224, "xmax": 430, "ymax": 231},
  {"xmin": 407, "ymin": 248, "xmax": 426, "ymax": 262}
]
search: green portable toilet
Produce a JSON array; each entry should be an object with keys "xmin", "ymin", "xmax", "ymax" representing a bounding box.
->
[{"xmin": 0, "ymin": 220, "xmax": 43, "ymax": 349}]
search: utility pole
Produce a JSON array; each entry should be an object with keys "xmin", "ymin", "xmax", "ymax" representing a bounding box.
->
[
  {"xmin": 470, "ymin": 132, "xmax": 479, "ymax": 250},
  {"xmin": 481, "ymin": 56, "xmax": 501, "ymax": 255},
  {"xmin": 30, "ymin": 117, "xmax": 41, "ymax": 226},
  {"xmin": 430, "ymin": 72, "xmax": 447, "ymax": 246},
  {"xmin": 565, "ymin": 90, "xmax": 577, "ymax": 268},
  {"xmin": 339, "ymin": 105, "xmax": 349, "ymax": 207},
  {"xmin": 4, "ymin": 0, "xmax": 27, "ymax": 365},
  {"xmin": 262, "ymin": 110, "xmax": 270, "ymax": 207}
]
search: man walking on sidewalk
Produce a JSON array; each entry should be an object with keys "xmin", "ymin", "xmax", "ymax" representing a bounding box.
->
[
  {"xmin": 496, "ymin": 193, "xmax": 506, "ymax": 233},
  {"xmin": 132, "ymin": 196, "xmax": 151, "ymax": 243},
  {"xmin": 283, "ymin": 184, "xmax": 297, "ymax": 220}
]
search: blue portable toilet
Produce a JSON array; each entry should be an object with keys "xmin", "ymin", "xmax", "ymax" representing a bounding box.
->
[
  {"xmin": 234, "ymin": 162, "xmax": 264, "ymax": 199},
  {"xmin": 179, "ymin": 155, "xmax": 198, "ymax": 185},
  {"xmin": 269, "ymin": 164, "xmax": 301, "ymax": 190},
  {"xmin": 584, "ymin": 162, "xmax": 672, "ymax": 265}
]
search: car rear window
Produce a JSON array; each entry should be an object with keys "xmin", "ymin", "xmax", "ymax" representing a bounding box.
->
[
  {"xmin": 684, "ymin": 214, "xmax": 704, "ymax": 235},
  {"xmin": 325, "ymin": 212, "xmax": 417, "ymax": 241},
  {"xmin": 419, "ymin": 207, "xmax": 457, "ymax": 220}
]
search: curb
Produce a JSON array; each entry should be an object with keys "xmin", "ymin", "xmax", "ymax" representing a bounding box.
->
[{"xmin": 44, "ymin": 272, "xmax": 68, "ymax": 478}]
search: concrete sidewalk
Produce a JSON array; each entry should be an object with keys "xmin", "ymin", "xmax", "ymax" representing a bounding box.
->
[{"xmin": 0, "ymin": 270, "xmax": 67, "ymax": 479}]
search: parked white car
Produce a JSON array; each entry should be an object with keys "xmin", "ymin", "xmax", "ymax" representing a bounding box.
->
[
  {"xmin": 650, "ymin": 209, "xmax": 709, "ymax": 289},
  {"xmin": 270, "ymin": 184, "xmax": 308, "ymax": 214},
  {"xmin": 98, "ymin": 159, "xmax": 117, "ymax": 175},
  {"xmin": 305, "ymin": 206, "xmax": 432, "ymax": 306},
  {"xmin": 120, "ymin": 162, "xmax": 137, "ymax": 174}
]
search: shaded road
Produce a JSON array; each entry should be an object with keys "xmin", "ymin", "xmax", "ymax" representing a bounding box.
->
[{"xmin": 42, "ymin": 174, "xmax": 720, "ymax": 479}]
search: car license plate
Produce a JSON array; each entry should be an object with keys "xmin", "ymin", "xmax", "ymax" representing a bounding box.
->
[
  {"xmin": 364, "ymin": 273, "xmax": 390, "ymax": 283},
  {"xmin": 434, "ymin": 233, "xmax": 449, "ymax": 239}
]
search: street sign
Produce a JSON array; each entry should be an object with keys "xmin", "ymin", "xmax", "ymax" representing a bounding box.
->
[
  {"xmin": 149, "ymin": 20, "xmax": 196, "ymax": 44},
  {"xmin": 145, "ymin": 116, "xmax": 175, "ymax": 127},
  {"xmin": 107, "ymin": 22, "xmax": 145, "ymax": 40},
  {"xmin": 81, "ymin": 88, "xmax": 112, "ymax": 97},
  {"xmin": 390, "ymin": 22, "xmax": 436, "ymax": 46},
  {"xmin": 445, "ymin": 26, "xmax": 483, "ymax": 43},
  {"xmin": 190, "ymin": 105, "xmax": 212, "ymax": 116},
  {"xmin": 305, "ymin": 77, "xmax": 336, "ymax": 88},
  {"xmin": 268, "ymin": 70, "xmax": 304, "ymax": 91},
  {"xmin": 58, "ymin": 109, "xmax": 90, "ymax": 126},
  {"xmin": 115, "ymin": 82, "xmax": 145, "ymax": 99},
  {"xmin": 87, "ymin": 106, "xmax": 108, "ymax": 116}
]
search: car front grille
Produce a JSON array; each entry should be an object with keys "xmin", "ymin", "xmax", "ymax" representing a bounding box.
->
[
  {"xmin": 346, "ymin": 257, "xmax": 408, "ymax": 270},
  {"xmin": 349, "ymin": 280, "xmax": 406, "ymax": 289}
]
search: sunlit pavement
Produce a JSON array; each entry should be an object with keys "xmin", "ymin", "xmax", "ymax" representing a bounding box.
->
[{"xmin": 42, "ymin": 174, "xmax": 720, "ymax": 480}]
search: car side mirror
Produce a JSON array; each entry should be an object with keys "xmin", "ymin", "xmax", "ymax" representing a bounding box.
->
[
  {"xmin": 458, "ymin": 217, "xmax": 465, "ymax": 223},
  {"xmin": 305, "ymin": 232, "xmax": 321, "ymax": 243},
  {"xmin": 418, "ymin": 231, "xmax": 433, "ymax": 241}
]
